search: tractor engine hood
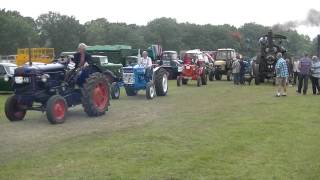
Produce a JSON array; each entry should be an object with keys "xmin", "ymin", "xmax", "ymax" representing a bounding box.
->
[
  {"xmin": 14, "ymin": 63, "xmax": 65, "ymax": 76},
  {"xmin": 214, "ymin": 60, "xmax": 227, "ymax": 66}
]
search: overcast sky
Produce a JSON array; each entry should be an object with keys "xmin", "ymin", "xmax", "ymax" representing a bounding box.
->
[{"xmin": 1, "ymin": 0, "xmax": 320, "ymax": 38}]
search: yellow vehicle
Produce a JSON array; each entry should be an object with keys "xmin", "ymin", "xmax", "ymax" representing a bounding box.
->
[{"xmin": 16, "ymin": 48, "xmax": 55, "ymax": 66}]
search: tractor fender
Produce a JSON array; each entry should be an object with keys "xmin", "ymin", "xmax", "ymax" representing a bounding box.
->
[{"xmin": 103, "ymin": 69, "xmax": 117, "ymax": 83}]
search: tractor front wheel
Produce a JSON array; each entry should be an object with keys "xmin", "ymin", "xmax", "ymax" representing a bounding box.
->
[
  {"xmin": 197, "ymin": 76, "xmax": 202, "ymax": 87},
  {"xmin": 5, "ymin": 95, "xmax": 27, "ymax": 122},
  {"xmin": 111, "ymin": 82, "xmax": 120, "ymax": 99},
  {"xmin": 209, "ymin": 70, "xmax": 214, "ymax": 81},
  {"xmin": 46, "ymin": 95, "xmax": 68, "ymax": 124},
  {"xmin": 177, "ymin": 76, "xmax": 182, "ymax": 86},
  {"xmin": 146, "ymin": 82, "xmax": 155, "ymax": 99},
  {"xmin": 201, "ymin": 73, "xmax": 207, "ymax": 85},
  {"xmin": 82, "ymin": 72, "xmax": 110, "ymax": 117}
]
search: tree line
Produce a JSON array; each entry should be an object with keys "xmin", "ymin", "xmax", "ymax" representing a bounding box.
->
[{"xmin": 0, "ymin": 9, "xmax": 317, "ymax": 58}]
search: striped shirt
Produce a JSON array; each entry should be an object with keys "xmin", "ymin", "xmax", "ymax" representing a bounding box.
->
[
  {"xmin": 311, "ymin": 60, "xmax": 320, "ymax": 78},
  {"xmin": 275, "ymin": 58, "xmax": 289, "ymax": 78},
  {"xmin": 299, "ymin": 57, "xmax": 312, "ymax": 75}
]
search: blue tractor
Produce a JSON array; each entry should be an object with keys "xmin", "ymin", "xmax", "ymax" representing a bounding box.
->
[
  {"xmin": 122, "ymin": 56, "xmax": 168, "ymax": 99},
  {"xmin": 4, "ymin": 60, "xmax": 110, "ymax": 124}
]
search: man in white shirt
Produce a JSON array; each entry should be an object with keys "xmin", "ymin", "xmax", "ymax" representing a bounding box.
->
[
  {"xmin": 139, "ymin": 51, "xmax": 153, "ymax": 68},
  {"xmin": 139, "ymin": 51, "xmax": 153, "ymax": 79},
  {"xmin": 293, "ymin": 58, "xmax": 300, "ymax": 85}
]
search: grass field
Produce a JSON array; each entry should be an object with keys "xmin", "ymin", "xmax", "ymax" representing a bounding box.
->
[{"xmin": 0, "ymin": 80, "xmax": 320, "ymax": 179}]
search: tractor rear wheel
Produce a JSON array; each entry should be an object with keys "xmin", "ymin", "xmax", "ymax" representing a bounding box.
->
[
  {"xmin": 5, "ymin": 95, "xmax": 26, "ymax": 122},
  {"xmin": 82, "ymin": 72, "xmax": 110, "ymax": 117},
  {"xmin": 154, "ymin": 68, "xmax": 168, "ymax": 96},
  {"xmin": 197, "ymin": 76, "xmax": 202, "ymax": 87},
  {"xmin": 111, "ymin": 82, "xmax": 120, "ymax": 99},
  {"xmin": 46, "ymin": 95, "xmax": 67, "ymax": 124}
]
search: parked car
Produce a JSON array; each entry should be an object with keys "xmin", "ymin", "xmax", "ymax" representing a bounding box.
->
[{"xmin": 0, "ymin": 63, "xmax": 17, "ymax": 91}]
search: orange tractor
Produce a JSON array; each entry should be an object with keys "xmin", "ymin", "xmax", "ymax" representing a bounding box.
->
[{"xmin": 177, "ymin": 50, "xmax": 207, "ymax": 87}]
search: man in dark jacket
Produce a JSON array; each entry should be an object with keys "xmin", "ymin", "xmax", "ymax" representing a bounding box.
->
[
  {"xmin": 297, "ymin": 54, "xmax": 312, "ymax": 95},
  {"xmin": 73, "ymin": 43, "xmax": 92, "ymax": 86},
  {"xmin": 73, "ymin": 43, "xmax": 91, "ymax": 68}
]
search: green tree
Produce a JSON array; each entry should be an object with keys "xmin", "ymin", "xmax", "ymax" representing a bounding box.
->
[
  {"xmin": 0, "ymin": 9, "xmax": 38, "ymax": 55},
  {"xmin": 36, "ymin": 12, "xmax": 84, "ymax": 55}
]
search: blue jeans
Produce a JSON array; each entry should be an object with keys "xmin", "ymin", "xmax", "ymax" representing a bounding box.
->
[{"xmin": 233, "ymin": 73, "xmax": 240, "ymax": 85}]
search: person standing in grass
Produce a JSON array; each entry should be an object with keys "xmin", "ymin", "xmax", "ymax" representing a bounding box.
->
[
  {"xmin": 297, "ymin": 54, "xmax": 312, "ymax": 95},
  {"xmin": 239, "ymin": 57, "xmax": 245, "ymax": 85},
  {"xmin": 310, "ymin": 56, "xmax": 320, "ymax": 95},
  {"xmin": 232, "ymin": 55, "xmax": 241, "ymax": 85},
  {"xmin": 293, "ymin": 57, "xmax": 300, "ymax": 85},
  {"xmin": 275, "ymin": 53, "xmax": 289, "ymax": 97}
]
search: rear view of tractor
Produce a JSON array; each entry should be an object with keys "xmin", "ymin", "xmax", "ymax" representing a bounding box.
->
[{"xmin": 253, "ymin": 30, "xmax": 287, "ymax": 85}]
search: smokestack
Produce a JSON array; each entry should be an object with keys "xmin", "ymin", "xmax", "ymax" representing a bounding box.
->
[{"xmin": 317, "ymin": 35, "xmax": 320, "ymax": 57}]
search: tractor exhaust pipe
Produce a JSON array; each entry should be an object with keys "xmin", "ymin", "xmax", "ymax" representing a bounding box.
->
[{"xmin": 317, "ymin": 35, "xmax": 320, "ymax": 58}]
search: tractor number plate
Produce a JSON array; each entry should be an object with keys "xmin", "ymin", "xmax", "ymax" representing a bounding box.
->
[
  {"xmin": 186, "ymin": 66, "xmax": 190, "ymax": 69},
  {"xmin": 15, "ymin": 77, "xmax": 30, "ymax": 84}
]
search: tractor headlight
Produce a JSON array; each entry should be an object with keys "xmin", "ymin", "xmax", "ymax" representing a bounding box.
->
[
  {"xmin": 4, "ymin": 75, "xmax": 9, "ymax": 82},
  {"xmin": 41, "ymin": 74, "xmax": 50, "ymax": 83}
]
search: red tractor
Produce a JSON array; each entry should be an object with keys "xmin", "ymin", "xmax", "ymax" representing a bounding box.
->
[{"xmin": 177, "ymin": 50, "xmax": 207, "ymax": 87}]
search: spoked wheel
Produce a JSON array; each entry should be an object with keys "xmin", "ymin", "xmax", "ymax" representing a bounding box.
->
[
  {"xmin": 46, "ymin": 95, "xmax": 67, "ymax": 124},
  {"xmin": 111, "ymin": 82, "xmax": 120, "ymax": 99},
  {"xmin": 146, "ymin": 82, "xmax": 155, "ymax": 99},
  {"xmin": 5, "ymin": 95, "xmax": 27, "ymax": 122}
]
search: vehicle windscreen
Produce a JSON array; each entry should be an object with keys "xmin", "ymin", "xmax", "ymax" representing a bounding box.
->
[
  {"xmin": 162, "ymin": 53, "xmax": 178, "ymax": 60},
  {"xmin": 216, "ymin": 51, "xmax": 231, "ymax": 60}
]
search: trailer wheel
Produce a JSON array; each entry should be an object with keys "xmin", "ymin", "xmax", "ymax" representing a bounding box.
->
[
  {"xmin": 5, "ymin": 95, "xmax": 26, "ymax": 122},
  {"xmin": 46, "ymin": 95, "xmax": 67, "ymax": 124}
]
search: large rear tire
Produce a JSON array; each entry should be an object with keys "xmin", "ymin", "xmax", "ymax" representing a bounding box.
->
[
  {"xmin": 146, "ymin": 82, "xmax": 155, "ymax": 99},
  {"xmin": 46, "ymin": 95, "xmax": 67, "ymax": 124},
  {"xmin": 111, "ymin": 82, "xmax": 120, "ymax": 99},
  {"xmin": 154, "ymin": 68, "xmax": 168, "ymax": 96},
  {"xmin": 5, "ymin": 95, "xmax": 26, "ymax": 122},
  {"xmin": 82, "ymin": 72, "xmax": 110, "ymax": 117}
]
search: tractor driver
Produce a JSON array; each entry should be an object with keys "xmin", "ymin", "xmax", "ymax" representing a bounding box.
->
[
  {"xmin": 73, "ymin": 43, "xmax": 92, "ymax": 86},
  {"xmin": 139, "ymin": 51, "xmax": 153, "ymax": 79},
  {"xmin": 73, "ymin": 43, "xmax": 91, "ymax": 69}
]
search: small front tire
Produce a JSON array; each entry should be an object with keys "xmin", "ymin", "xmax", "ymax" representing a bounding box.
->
[{"xmin": 46, "ymin": 95, "xmax": 67, "ymax": 124}]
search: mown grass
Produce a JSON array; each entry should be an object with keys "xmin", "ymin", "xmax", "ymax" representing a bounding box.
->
[{"xmin": 0, "ymin": 80, "xmax": 320, "ymax": 179}]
